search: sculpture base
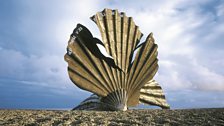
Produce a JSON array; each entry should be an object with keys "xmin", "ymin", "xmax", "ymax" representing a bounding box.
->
[
  {"xmin": 73, "ymin": 90, "xmax": 128, "ymax": 111},
  {"xmin": 101, "ymin": 89, "xmax": 128, "ymax": 111}
]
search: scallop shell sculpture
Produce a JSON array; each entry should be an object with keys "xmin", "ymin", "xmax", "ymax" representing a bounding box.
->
[{"xmin": 64, "ymin": 9, "xmax": 170, "ymax": 111}]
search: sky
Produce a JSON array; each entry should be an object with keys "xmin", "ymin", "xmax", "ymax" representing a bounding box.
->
[{"xmin": 0, "ymin": 0, "xmax": 224, "ymax": 109}]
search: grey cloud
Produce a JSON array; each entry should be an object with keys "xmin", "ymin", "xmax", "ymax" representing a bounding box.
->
[{"xmin": 118, "ymin": 0, "xmax": 224, "ymax": 92}]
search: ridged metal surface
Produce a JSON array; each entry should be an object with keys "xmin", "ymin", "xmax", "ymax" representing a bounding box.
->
[
  {"xmin": 140, "ymin": 80, "xmax": 170, "ymax": 109},
  {"xmin": 65, "ymin": 8, "xmax": 169, "ymax": 110},
  {"xmin": 73, "ymin": 94, "xmax": 100, "ymax": 110}
]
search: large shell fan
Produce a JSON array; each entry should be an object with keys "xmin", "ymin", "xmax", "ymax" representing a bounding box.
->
[{"xmin": 64, "ymin": 8, "xmax": 170, "ymax": 110}]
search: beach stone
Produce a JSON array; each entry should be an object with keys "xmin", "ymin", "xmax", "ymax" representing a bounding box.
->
[{"xmin": 0, "ymin": 108, "xmax": 223, "ymax": 125}]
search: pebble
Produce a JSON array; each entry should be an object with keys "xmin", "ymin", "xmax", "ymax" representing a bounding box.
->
[{"xmin": 0, "ymin": 108, "xmax": 223, "ymax": 125}]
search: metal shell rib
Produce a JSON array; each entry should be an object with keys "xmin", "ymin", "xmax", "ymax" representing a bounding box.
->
[{"xmin": 65, "ymin": 8, "xmax": 170, "ymax": 111}]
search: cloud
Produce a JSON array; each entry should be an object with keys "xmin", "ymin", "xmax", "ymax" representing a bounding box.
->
[
  {"xmin": 167, "ymin": 90, "xmax": 224, "ymax": 108},
  {"xmin": 112, "ymin": 0, "xmax": 224, "ymax": 92},
  {"xmin": 0, "ymin": 48, "xmax": 71, "ymax": 89}
]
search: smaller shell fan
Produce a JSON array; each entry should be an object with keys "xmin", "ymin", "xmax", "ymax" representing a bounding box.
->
[{"xmin": 64, "ymin": 8, "xmax": 170, "ymax": 111}]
